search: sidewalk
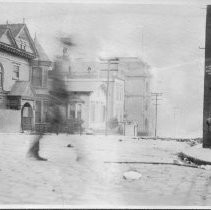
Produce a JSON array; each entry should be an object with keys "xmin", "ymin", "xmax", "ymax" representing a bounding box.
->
[{"xmin": 180, "ymin": 144, "xmax": 211, "ymax": 165}]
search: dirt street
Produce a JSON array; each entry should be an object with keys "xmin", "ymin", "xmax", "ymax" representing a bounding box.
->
[{"xmin": 0, "ymin": 133, "xmax": 210, "ymax": 206}]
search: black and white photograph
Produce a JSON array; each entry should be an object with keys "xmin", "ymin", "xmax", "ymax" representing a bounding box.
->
[{"xmin": 0, "ymin": 0, "xmax": 211, "ymax": 208}]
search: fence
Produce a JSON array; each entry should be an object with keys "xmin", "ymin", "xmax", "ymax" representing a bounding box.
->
[{"xmin": 35, "ymin": 119, "xmax": 84, "ymax": 134}]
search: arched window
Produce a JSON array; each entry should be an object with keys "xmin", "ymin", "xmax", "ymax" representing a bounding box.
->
[{"xmin": 0, "ymin": 63, "xmax": 3, "ymax": 91}]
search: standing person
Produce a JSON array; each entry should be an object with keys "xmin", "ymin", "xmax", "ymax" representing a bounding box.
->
[
  {"xmin": 27, "ymin": 133, "xmax": 47, "ymax": 161},
  {"xmin": 27, "ymin": 36, "xmax": 74, "ymax": 161}
]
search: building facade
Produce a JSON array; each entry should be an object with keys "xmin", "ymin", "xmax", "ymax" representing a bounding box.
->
[
  {"xmin": 0, "ymin": 22, "xmax": 52, "ymax": 133},
  {"xmin": 50, "ymin": 46, "xmax": 152, "ymax": 135},
  {"xmin": 118, "ymin": 57, "xmax": 152, "ymax": 135},
  {"xmin": 49, "ymin": 54, "xmax": 108, "ymax": 132},
  {"xmin": 0, "ymin": 23, "xmax": 152, "ymax": 135}
]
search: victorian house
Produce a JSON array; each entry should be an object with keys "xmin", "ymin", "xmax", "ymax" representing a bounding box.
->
[
  {"xmin": 49, "ymin": 50, "xmax": 108, "ymax": 132},
  {"xmin": 0, "ymin": 22, "xmax": 51, "ymax": 133},
  {"xmin": 49, "ymin": 50, "xmax": 125, "ymax": 133}
]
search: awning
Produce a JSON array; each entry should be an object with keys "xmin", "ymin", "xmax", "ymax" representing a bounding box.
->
[{"xmin": 9, "ymin": 81, "xmax": 35, "ymax": 99}]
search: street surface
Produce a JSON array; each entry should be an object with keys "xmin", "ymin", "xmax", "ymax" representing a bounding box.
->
[{"xmin": 0, "ymin": 133, "xmax": 210, "ymax": 206}]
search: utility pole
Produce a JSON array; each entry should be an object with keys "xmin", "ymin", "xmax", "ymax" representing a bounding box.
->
[
  {"xmin": 151, "ymin": 92, "xmax": 162, "ymax": 138},
  {"xmin": 203, "ymin": 5, "xmax": 211, "ymax": 148},
  {"xmin": 100, "ymin": 58, "xmax": 119, "ymax": 136}
]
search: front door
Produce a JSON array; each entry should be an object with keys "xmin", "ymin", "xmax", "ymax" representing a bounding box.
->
[{"xmin": 21, "ymin": 103, "xmax": 33, "ymax": 131}]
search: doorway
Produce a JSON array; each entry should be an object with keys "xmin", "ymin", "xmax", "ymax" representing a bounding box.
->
[{"xmin": 21, "ymin": 103, "xmax": 33, "ymax": 131}]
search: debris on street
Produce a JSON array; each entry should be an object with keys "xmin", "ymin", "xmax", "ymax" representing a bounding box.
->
[{"xmin": 123, "ymin": 171, "xmax": 142, "ymax": 180}]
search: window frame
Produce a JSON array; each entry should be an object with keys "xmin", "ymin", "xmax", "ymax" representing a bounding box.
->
[
  {"xmin": 12, "ymin": 64, "xmax": 20, "ymax": 80},
  {"xmin": 76, "ymin": 103, "xmax": 82, "ymax": 120},
  {"xmin": 90, "ymin": 102, "xmax": 95, "ymax": 122},
  {"xmin": 69, "ymin": 104, "xmax": 76, "ymax": 119},
  {"xmin": 32, "ymin": 67, "xmax": 42, "ymax": 87},
  {"xmin": 0, "ymin": 63, "xmax": 4, "ymax": 91},
  {"xmin": 35, "ymin": 101, "xmax": 42, "ymax": 123}
]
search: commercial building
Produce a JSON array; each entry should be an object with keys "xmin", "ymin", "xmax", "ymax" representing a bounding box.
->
[{"xmin": 118, "ymin": 57, "xmax": 152, "ymax": 135}]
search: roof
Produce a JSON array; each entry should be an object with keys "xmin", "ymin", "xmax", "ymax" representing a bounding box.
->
[
  {"xmin": 9, "ymin": 81, "xmax": 35, "ymax": 98},
  {"xmin": 64, "ymin": 79, "xmax": 102, "ymax": 92},
  {"xmin": 120, "ymin": 59, "xmax": 151, "ymax": 77},
  {"xmin": 34, "ymin": 36, "xmax": 51, "ymax": 62},
  {"xmin": 0, "ymin": 27, "xmax": 7, "ymax": 37},
  {"xmin": 68, "ymin": 95, "xmax": 85, "ymax": 103},
  {"xmin": 0, "ymin": 23, "xmax": 37, "ymax": 59},
  {"xmin": 0, "ymin": 24, "xmax": 24, "ymax": 38}
]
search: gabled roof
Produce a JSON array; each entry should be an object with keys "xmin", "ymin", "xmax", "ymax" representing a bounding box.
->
[
  {"xmin": 0, "ymin": 27, "xmax": 18, "ymax": 47},
  {"xmin": 34, "ymin": 36, "xmax": 51, "ymax": 62},
  {"xmin": 0, "ymin": 27, "xmax": 7, "ymax": 37},
  {"xmin": 9, "ymin": 81, "xmax": 35, "ymax": 98},
  {"xmin": 19, "ymin": 24, "xmax": 37, "ymax": 54},
  {"xmin": 7, "ymin": 24, "xmax": 24, "ymax": 37},
  {"xmin": 0, "ymin": 23, "xmax": 37, "ymax": 59}
]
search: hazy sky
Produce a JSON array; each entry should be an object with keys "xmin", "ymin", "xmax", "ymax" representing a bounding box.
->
[{"xmin": 1, "ymin": 0, "xmax": 210, "ymax": 137}]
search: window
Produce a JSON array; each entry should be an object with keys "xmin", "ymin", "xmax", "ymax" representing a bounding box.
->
[
  {"xmin": 7, "ymin": 97, "xmax": 20, "ymax": 110},
  {"xmin": 116, "ymin": 86, "xmax": 119, "ymax": 100},
  {"xmin": 120, "ymin": 88, "xmax": 124, "ymax": 101},
  {"xmin": 69, "ymin": 103, "xmax": 82, "ymax": 120},
  {"xmin": 35, "ymin": 101, "xmax": 41, "ymax": 123},
  {"xmin": 90, "ymin": 102, "xmax": 95, "ymax": 122},
  {"xmin": 98, "ymin": 104, "xmax": 105, "ymax": 122},
  {"xmin": 21, "ymin": 44, "xmax": 26, "ymax": 51},
  {"xmin": 0, "ymin": 64, "xmax": 3, "ymax": 90},
  {"xmin": 42, "ymin": 69, "xmax": 48, "ymax": 87},
  {"xmin": 76, "ymin": 104, "xmax": 82, "ymax": 120},
  {"xmin": 43, "ymin": 101, "xmax": 48, "ymax": 122},
  {"xmin": 116, "ymin": 85, "xmax": 123, "ymax": 101},
  {"xmin": 120, "ymin": 88, "xmax": 122, "ymax": 101},
  {"xmin": 102, "ymin": 105, "xmax": 106, "ymax": 122},
  {"xmin": 32, "ymin": 67, "xmax": 42, "ymax": 87},
  {"xmin": 12, "ymin": 64, "xmax": 20, "ymax": 80},
  {"xmin": 69, "ymin": 104, "xmax": 76, "ymax": 119},
  {"xmin": 32, "ymin": 68, "xmax": 48, "ymax": 88},
  {"xmin": 19, "ymin": 40, "xmax": 27, "ymax": 51}
]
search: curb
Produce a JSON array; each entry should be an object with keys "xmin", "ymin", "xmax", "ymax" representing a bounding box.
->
[{"xmin": 178, "ymin": 152, "xmax": 211, "ymax": 166}]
